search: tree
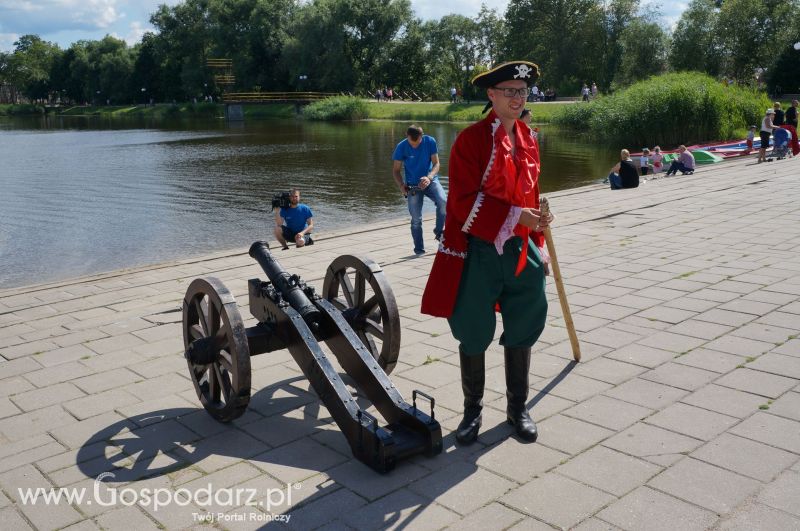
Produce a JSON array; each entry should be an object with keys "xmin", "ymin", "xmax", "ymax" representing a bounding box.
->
[
  {"xmin": 282, "ymin": 0, "xmax": 413, "ymax": 92},
  {"xmin": 0, "ymin": 51, "xmax": 18, "ymax": 103},
  {"xmin": 475, "ymin": 4, "xmax": 505, "ymax": 66},
  {"xmin": 130, "ymin": 33, "xmax": 163, "ymax": 102},
  {"xmin": 504, "ymin": 0, "xmax": 606, "ymax": 94},
  {"xmin": 281, "ymin": 0, "xmax": 356, "ymax": 91},
  {"xmin": 383, "ymin": 18, "xmax": 430, "ymax": 95},
  {"xmin": 6, "ymin": 35, "xmax": 62, "ymax": 101},
  {"xmin": 93, "ymin": 37, "xmax": 135, "ymax": 103},
  {"xmin": 767, "ymin": 36, "xmax": 800, "ymax": 94},
  {"xmin": 601, "ymin": 0, "xmax": 641, "ymax": 88},
  {"xmin": 715, "ymin": 0, "xmax": 800, "ymax": 82},
  {"xmin": 613, "ymin": 18, "xmax": 669, "ymax": 87},
  {"xmin": 150, "ymin": 0, "xmax": 213, "ymax": 100},
  {"xmin": 427, "ymin": 14, "xmax": 482, "ymax": 98},
  {"xmin": 338, "ymin": 0, "xmax": 414, "ymax": 90},
  {"xmin": 204, "ymin": 0, "xmax": 295, "ymax": 92},
  {"xmin": 57, "ymin": 43, "xmax": 91, "ymax": 104},
  {"xmin": 669, "ymin": 0, "xmax": 721, "ymax": 76}
]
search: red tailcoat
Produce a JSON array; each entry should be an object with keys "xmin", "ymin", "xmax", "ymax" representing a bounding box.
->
[{"xmin": 421, "ymin": 110, "xmax": 543, "ymax": 317}]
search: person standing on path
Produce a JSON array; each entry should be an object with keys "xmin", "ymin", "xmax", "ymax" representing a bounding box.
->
[
  {"xmin": 783, "ymin": 100, "xmax": 799, "ymax": 156},
  {"xmin": 421, "ymin": 61, "xmax": 552, "ymax": 445},
  {"xmin": 392, "ymin": 125, "xmax": 447, "ymax": 255},
  {"xmin": 773, "ymin": 102, "xmax": 785, "ymax": 126},
  {"xmin": 758, "ymin": 108, "xmax": 776, "ymax": 163},
  {"xmin": 785, "ymin": 99, "xmax": 798, "ymax": 128}
]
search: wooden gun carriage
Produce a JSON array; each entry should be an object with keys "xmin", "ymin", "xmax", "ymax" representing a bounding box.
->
[{"xmin": 182, "ymin": 241, "xmax": 442, "ymax": 472}]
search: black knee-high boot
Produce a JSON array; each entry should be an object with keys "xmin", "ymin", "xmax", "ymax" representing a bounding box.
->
[
  {"xmin": 504, "ymin": 346, "xmax": 538, "ymax": 442},
  {"xmin": 456, "ymin": 349, "xmax": 485, "ymax": 445}
]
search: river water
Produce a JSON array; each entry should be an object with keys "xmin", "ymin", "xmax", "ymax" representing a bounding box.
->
[{"xmin": 0, "ymin": 115, "xmax": 615, "ymax": 288}]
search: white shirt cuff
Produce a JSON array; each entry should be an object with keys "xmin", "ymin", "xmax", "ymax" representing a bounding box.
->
[{"xmin": 494, "ymin": 206, "xmax": 522, "ymax": 255}]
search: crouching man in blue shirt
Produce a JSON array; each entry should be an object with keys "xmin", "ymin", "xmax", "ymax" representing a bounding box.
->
[
  {"xmin": 392, "ymin": 125, "xmax": 447, "ymax": 256},
  {"xmin": 274, "ymin": 189, "xmax": 314, "ymax": 250}
]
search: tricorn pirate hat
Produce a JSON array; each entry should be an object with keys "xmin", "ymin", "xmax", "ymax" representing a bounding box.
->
[{"xmin": 471, "ymin": 61, "xmax": 540, "ymax": 88}]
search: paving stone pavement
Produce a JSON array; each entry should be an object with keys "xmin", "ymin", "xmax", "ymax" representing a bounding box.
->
[{"xmin": 0, "ymin": 154, "xmax": 798, "ymax": 530}]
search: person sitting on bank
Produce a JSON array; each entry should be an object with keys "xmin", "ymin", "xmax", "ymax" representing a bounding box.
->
[
  {"xmin": 274, "ymin": 189, "xmax": 314, "ymax": 250},
  {"xmin": 665, "ymin": 145, "xmax": 696, "ymax": 175},
  {"xmin": 607, "ymin": 149, "xmax": 640, "ymax": 189}
]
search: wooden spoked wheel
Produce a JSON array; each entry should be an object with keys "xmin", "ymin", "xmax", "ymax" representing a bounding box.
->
[
  {"xmin": 182, "ymin": 277, "xmax": 250, "ymax": 422},
  {"xmin": 322, "ymin": 255, "xmax": 401, "ymax": 374}
]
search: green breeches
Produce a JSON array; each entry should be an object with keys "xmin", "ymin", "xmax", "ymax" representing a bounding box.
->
[{"xmin": 448, "ymin": 236, "xmax": 548, "ymax": 355}]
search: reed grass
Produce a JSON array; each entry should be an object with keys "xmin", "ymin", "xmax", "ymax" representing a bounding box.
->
[
  {"xmin": 303, "ymin": 96, "xmax": 368, "ymax": 121},
  {"xmin": 553, "ymin": 72, "xmax": 772, "ymax": 148}
]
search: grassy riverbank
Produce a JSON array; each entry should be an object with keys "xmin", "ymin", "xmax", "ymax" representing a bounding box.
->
[
  {"xmin": 56, "ymin": 102, "xmax": 297, "ymax": 119},
  {"xmin": 0, "ymin": 104, "xmax": 47, "ymax": 115},
  {"xmin": 2, "ymin": 99, "xmax": 569, "ymax": 123},
  {"xmin": 361, "ymin": 100, "xmax": 568, "ymax": 122}
]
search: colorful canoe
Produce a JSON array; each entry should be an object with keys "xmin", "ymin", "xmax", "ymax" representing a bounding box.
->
[{"xmin": 661, "ymin": 150, "xmax": 724, "ymax": 165}]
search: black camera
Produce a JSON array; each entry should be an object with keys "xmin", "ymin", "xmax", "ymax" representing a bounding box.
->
[{"xmin": 272, "ymin": 191, "xmax": 291, "ymax": 210}]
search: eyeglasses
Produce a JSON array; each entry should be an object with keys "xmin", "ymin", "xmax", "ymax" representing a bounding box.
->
[{"xmin": 492, "ymin": 86, "xmax": 530, "ymax": 98}]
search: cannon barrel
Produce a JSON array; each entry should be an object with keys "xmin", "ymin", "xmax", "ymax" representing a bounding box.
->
[{"xmin": 248, "ymin": 241, "xmax": 321, "ymax": 328}]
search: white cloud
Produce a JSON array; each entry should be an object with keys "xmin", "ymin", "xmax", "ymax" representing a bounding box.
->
[
  {"xmin": 411, "ymin": 0, "xmax": 508, "ymax": 20},
  {"xmin": 0, "ymin": 32, "xmax": 19, "ymax": 52},
  {"xmin": 0, "ymin": 0, "xmax": 122, "ymax": 34},
  {"xmin": 124, "ymin": 20, "xmax": 149, "ymax": 46},
  {"xmin": 1, "ymin": 1, "xmax": 44, "ymax": 13}
]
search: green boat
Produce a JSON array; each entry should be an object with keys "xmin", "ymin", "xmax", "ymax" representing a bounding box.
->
[{"xmin": 662, "ymin": 150, "xmax": 724, "ymax": 165}]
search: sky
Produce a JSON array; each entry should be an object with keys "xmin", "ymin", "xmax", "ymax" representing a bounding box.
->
[{"xmin": 0, "ymin": 0, "xmax": 689, "ymax": 53}]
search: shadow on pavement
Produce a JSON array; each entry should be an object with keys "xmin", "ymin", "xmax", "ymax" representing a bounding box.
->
[{"xmin": 76, "ymin": 360, "xmax": 576, "ymax": 527}]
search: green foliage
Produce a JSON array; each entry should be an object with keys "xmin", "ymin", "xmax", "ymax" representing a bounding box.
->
[
  {"xmin": 426, "ymin": 14, "xmax": 482, "ymax": 100},
  {"xmin": 50, "ymin": 36, "xmax": 136, "ymax": 105},
  {"xmin": 0, "ymin": 104, "xmax": 46, "ymax": 115},
  {"xmin": 670, "ymin": 0, "xmax": 800, "ymax": 87},
  {"xmin": 281, "ymin": 0, "xmax": 414, "ymax": 93},
  {"xmin": 553, "ymin": 72, "xmax": 771, "ymax": 147},
  {"xmin": 302, "ymin": 96, "xmax": 368, "ymax": 120},
  {"xmin": 769, "ymin": 41, "xmax": 800, "ymax": 94},
  {"xmin": 4, "ymin": 35, "xmax": 61, "ymax": 100},
  {"xmin": 4, "ymin": 0, "xmax": 799, "ymax": 107},
  {"xmin": 716, "ymin": 0, "xmax": 797, "ymax": 82},
  {"xmin": 504, "ymin": 0, "xmax": 608, "ymax": 94},
  {"xmin": 670, "ymin": 0, "xmax": 721, "ymax": 77},
  {"xmin": 613, "ymin": 19, "xmax": 669, "ymax": 88}
]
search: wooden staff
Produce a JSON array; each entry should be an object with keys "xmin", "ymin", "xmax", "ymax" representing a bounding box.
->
[{"xmin": 539, "ymin": 197, "xmax": 581, "ymax": 361}]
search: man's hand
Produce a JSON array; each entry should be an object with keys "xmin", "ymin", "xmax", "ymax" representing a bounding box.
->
[
  {"xmin": 295, "ymin": 233, "xmax": 306, "ymax": 248},
  {"xmin": 419, "ymin": 176, "xmax": 431, "ymax": 190},
  {"xmin": 519, "ymin": 208, "xmax": 554, "ymax": 232},
  {"xmin": 399, "ymin": 183, "xmax": 409, "ymax": 197}
]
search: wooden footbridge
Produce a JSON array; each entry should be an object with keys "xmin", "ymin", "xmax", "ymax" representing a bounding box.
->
[{"xmin": 222, "ymin": 92, "xmax": 338, "ymax": 104}]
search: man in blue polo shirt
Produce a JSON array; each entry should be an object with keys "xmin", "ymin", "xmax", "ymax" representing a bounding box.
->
[
  {"xmin": 392, "ymin": 125, "xmax": 447, "ymax": 255},
  {"xmin": 273, "ymin": 189, "xmax": 314, "ymax": 249}
]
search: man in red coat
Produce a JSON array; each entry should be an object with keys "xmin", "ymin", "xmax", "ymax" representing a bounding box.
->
[{"xmin": 421, "ymin": 61, "xmax": 551, "ymax": 444}]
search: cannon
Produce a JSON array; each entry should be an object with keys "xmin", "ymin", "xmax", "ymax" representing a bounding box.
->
[{"xmin": 182, "ymin": 241, "xmax": 442, "ymax": 472}]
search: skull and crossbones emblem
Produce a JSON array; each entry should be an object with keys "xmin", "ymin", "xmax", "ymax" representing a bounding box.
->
[{"xmin": 513, "ymin": 64, "xmax": 532, "ymax": 79}]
